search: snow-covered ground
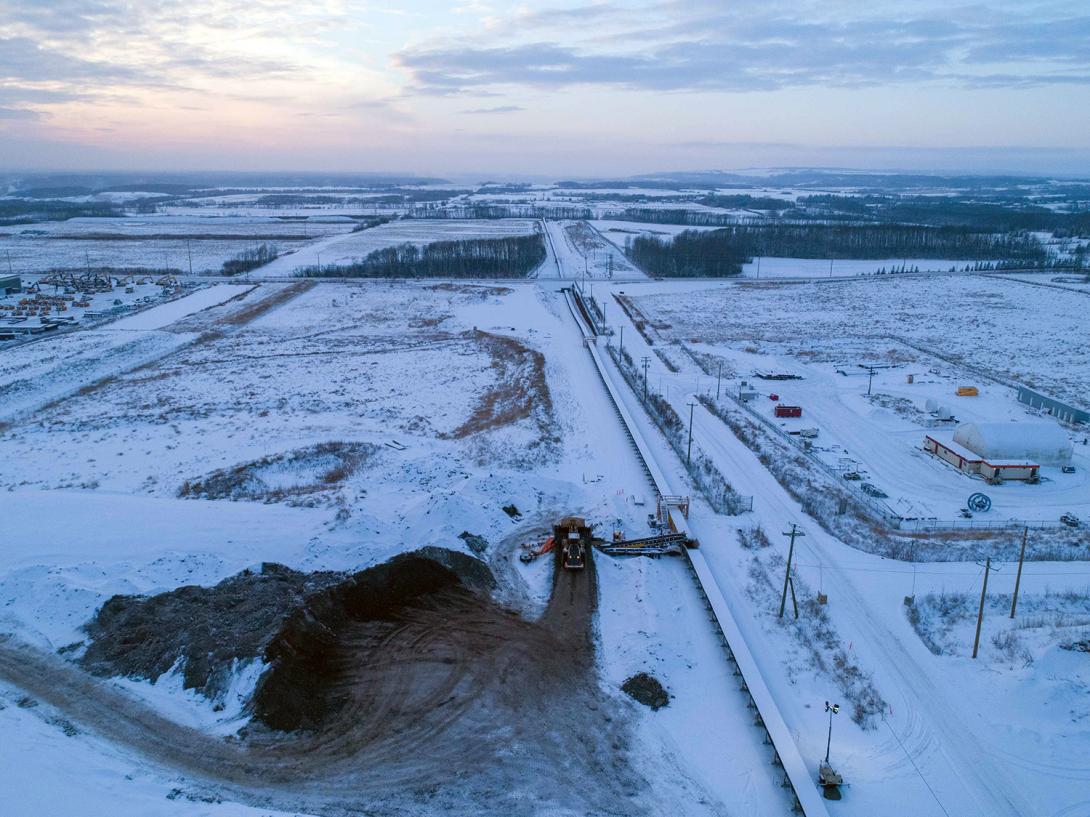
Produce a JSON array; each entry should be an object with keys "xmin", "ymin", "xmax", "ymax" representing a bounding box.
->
[
  {"xmin": 0, "ymin": 283, "xmax": 253, "ymax": 421},
  {"xmin": 3, "ymin": 235, "xmax": 1089, "ymax": 816},
  {"xmin": 0, "ymin": 215, "xmax": 348, "ymax": 274},
  {"xmin": 737, "ymin": 257, "xmax": 992, "ymax": 279},
  {"xmin": 253, "ymin": 218, "xmax": 540, "ymax": 277},
  {"xmin": 637, "ymin": 274, "xmax": 1090, "ymax": 419},
  {"xmin": 0, "ymin": 276, "xmax": 784, "ymax": 816},
  {"xmin": 599, "ymin": 276, "xmax": 1090, "ymax": 817},
  {"xmin": 542, "ymin": 219, "xmax": 645, "ymax": 281}
]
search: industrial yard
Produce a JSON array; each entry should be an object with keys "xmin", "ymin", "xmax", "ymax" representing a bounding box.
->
[{"xmin": 625, "ymin": 274, "xmax": 1090, "ymax": 527}]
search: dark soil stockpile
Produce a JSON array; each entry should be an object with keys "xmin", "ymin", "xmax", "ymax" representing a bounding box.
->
[
  {"xmin": 81, "ymin": 548, "xmax": 493, "ymax": 706},
  {"xmin": 53, "ymin": 542, "xmax": 657, "ymax": 815},
  {"xmin": 622, "ymin": 672, "xmax": 670, "ymax": 710},
  {"xmin": 81, "ymin": 563, "xmax": 343, "ymax": 697},
  {"xmin": 253, "ymin": 549, "xmax": 494, "ymax": 731}
]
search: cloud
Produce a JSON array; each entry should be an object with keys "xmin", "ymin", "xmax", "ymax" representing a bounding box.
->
[
  {"xmin": 0, "ymin": 35, "xmax": 137, "ymax": 84},
  {"xmin": 396, "ymin": 3, "xmax": 1090, "ymax": 94},
  {"xmin": 0, "ymin": 106, "xmax": 43, "ymax": 121},
  {"xmin": 461, "ymin": 104, "xmax": 525, "ymax": 114}
]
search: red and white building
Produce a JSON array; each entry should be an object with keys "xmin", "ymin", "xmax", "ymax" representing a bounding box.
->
[{"xmin": 924, "ymin": 422, "xmax": 1071, "ymax": 482}]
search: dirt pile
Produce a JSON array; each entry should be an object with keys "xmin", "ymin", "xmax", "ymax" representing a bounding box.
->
[
  {"xmin": 82, "ymin": 563, "xmax": 343, "ymax": 698},
  {"xmin": 81, "ymin": 548, "xmax": 493, "ymax": 706},
  {"xmin": 2, "ymin": 540, "xmax": 666, "ymax": 816},
  {"xmin": 622, "ymin": 672, "xmax": 670, "ymax": 710},
  {"xmin": 252, "ymin": 550, "xmax": 493, "ymax": 731}
]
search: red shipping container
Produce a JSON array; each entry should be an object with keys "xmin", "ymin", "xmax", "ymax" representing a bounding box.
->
[{"xmin": 775, "ymin": 405, "xmax": 802, "ymax": 418}]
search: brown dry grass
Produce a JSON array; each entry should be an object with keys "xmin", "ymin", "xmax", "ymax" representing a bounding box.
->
[
  {"xmin": 219, "ymin": 281, "xmax": 314, "ymax": 327},
  {"xmin": 446, "ymin": 331, "xmax": 553, "ymax": 439}
]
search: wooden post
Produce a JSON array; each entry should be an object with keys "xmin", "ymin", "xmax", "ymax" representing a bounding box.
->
[
  {"xmin": 716, "ymin": 362, "xmax": 722, "ymax": 400},
  {"xmin": 779, "ymin": 524, "xmax": 803, "ymax": 618},
  {"xmin": 1010, "ymin": 527, "xmax": 1028, "ymax": 619},
  {"xmin": 686, "ymin": 402, "xmax": 695, "ymax": 466},
  {"xmin": 972, "ymin": 557, "xmax": 992, "ymax": 659}
]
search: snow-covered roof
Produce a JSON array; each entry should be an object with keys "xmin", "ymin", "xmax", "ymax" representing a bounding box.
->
[{"xmin": 953, "ymin": 422, "xmax": 1072, "ymax": 466}]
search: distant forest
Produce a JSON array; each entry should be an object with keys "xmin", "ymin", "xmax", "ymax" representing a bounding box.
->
[
  {"xmin": 300, "ymin": 233, "xmax": 546, "ymax": 278},
  {"xmin": 0, "ymin": 200, "xmax": 122, "ymax": 226},
  {"xmin": 627, "ymin": 224, "xmax": 1052, "ymax": 277},
  {"xmin": 795, "ymin": 195, "xmax": 1090, "ymax": 235}
]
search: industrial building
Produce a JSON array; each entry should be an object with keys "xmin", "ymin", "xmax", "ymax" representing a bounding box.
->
[
  {"xmin": 1017, "ymin": 386, "xmax": 1089, "ymax": 425},
  {"xmin": 924, "ymin": 421, "xmax": 1072, "ymax": 482},
  {"xmin": 0, "ymin": 275, "xmax": 20, "ymax": 297}
]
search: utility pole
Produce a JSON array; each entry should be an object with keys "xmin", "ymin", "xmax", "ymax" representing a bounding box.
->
[
  {"xmin": 187, "ymin": 240, "xmax": 193, "ymax": 276},
  {"xmin": 5, "ymin": 250, "xmax": 12, "ymax": 276},
  {"xmin": 824, "ymin": 701, "xmax": 840, "ymax": 763},
  {"xmin": 756, "ymin": 256, "xmax": 761, "ymax": 279},
  {"xmin": 972, "ymin": 557, "xmax": 998, "ymax": 658},
  {"xmin": 619, "ymin": 325, "xmax": 624, "ymax": 357},
  {"xmin": 716, "ymin": 362, "xmax": 723, "ymax": 400},
  {"xmin": 1010, "ymin": 527, "xmax": 1028, "ymax": 618},
  {"xmin": 779, "ymin": 524, "xmax": 805, "ymax": 618},
  {"xmin": 865, "ymin": 365, "xmax": 877, "ymax": 396},
  {"xmin": 316, "ymin": 251, "xmax": 321, "ymax": 273},
  {"xmin": 641, "ymin": 356, "xmax": 650, "ymax": 403},
  {"xmin": 686, "ymin": 402, "xmax": 696, "ymax": 466}
]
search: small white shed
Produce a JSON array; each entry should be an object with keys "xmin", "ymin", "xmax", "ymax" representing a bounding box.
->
[{"xmin": 953, "ymin": 422, "xmax": 1072, "ymax": 467}]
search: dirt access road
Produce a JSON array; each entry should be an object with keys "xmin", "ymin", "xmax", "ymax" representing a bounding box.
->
[{"xmin": 0, "ymin": 545, "xmax": 659, "ymax": 817}]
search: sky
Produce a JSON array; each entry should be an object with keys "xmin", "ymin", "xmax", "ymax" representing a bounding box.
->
[{"xmin": 1, "ymin": 0, "xmax": 1090, "ymax": 178}]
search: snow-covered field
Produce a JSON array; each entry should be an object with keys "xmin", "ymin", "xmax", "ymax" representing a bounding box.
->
[
  {"xmin": 0, "ymin": 277, "xmax": 781, "ymax": 817},
  {"xmin": 737, "ymin": 257, "xmax": 991, "ymax": 279},
  {"xmin": 620, "ymin": 275, "xmax": 1090, "ymax": 523},
  {"xmin": 597, "ymin": 275, "xmax": 1090, "ymax": 817},
  {"xmin": 543, "ymin": 219, "xmax": 645, "ymax": 280},
  {"xmin": 0, "ymin": 284, "xmax": 254, "ymax": 421},
  {"xmin": 0, "ymin": 215, "xmax": 350, "ymax": 274},
  {"xmin": 255, "ymin": 218, "xmax": 541, "ymax": 276},
  {"xmin": 638, "ymin": 274, "xmax": 1090, "ymax": 414},
  {"xmin": 3, "ymin": 241, "xmax": 1090, "ymax": 817}
]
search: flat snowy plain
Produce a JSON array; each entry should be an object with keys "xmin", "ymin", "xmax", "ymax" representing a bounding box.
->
[{"xmin": 0, "ymin": 223, "xmax": 1087, "ymax": 817}]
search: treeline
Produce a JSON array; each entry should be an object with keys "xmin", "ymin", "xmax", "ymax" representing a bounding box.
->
[
  {"xmin": 409, "ymin": 204, "xmax": 592, "ymax": 220},
  {"xmin": 628, "ymin": 230, "xmax": 750, "ymax": 277},
  {"xmin": 796, "ymin": 195, "xmax": 1090, "ymax": 235},
  {"xmin": 698, "ymin": 194, "xmax": 794, "ymax": 211},
  {"xmin": 628, "ymin": 224, "xmax": 1050, "ymax": 277},
  {"xmin": 299, "ymin": 233, "xmax": 546, "ymax": 278},
  {"xmin": 0, "ymin": 199, "xmax": 123, "ymax": 226},
  {"xmin": 221, "ymin": 244, "xmax": 278, "ymax": 275},
  {"xmin": 608, "ymin": 208, "xmax": 743, "ymax": 227}
]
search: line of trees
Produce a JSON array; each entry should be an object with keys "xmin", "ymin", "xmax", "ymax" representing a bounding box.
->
[
  {"xmin": 796, "ymin": 194, "xmax": 1090, "ymax": 235},
  {"xmin": 221, "ymin": 243, "xmax": 279, "ymax": 275},
  {"xmin": 299, "ymin": 233, "xmax": 546, "ymax": 278},
  {"xmin": 0, "ymin": 200, "xmax": 123, "ymax": 226},
  {"xmin": 627, "ymin": 224, "xmax": 1051, "ymax": 277}
]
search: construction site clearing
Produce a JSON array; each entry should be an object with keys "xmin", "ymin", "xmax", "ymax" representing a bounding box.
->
[{"xmin": 0, "ymin": 272, "xmax": 183, "ymax": 338}]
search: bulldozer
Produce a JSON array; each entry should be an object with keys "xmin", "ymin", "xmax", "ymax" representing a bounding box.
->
[{"xmin": 555, "ymin": 516, "xmax": 590, "ymax": 570}]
